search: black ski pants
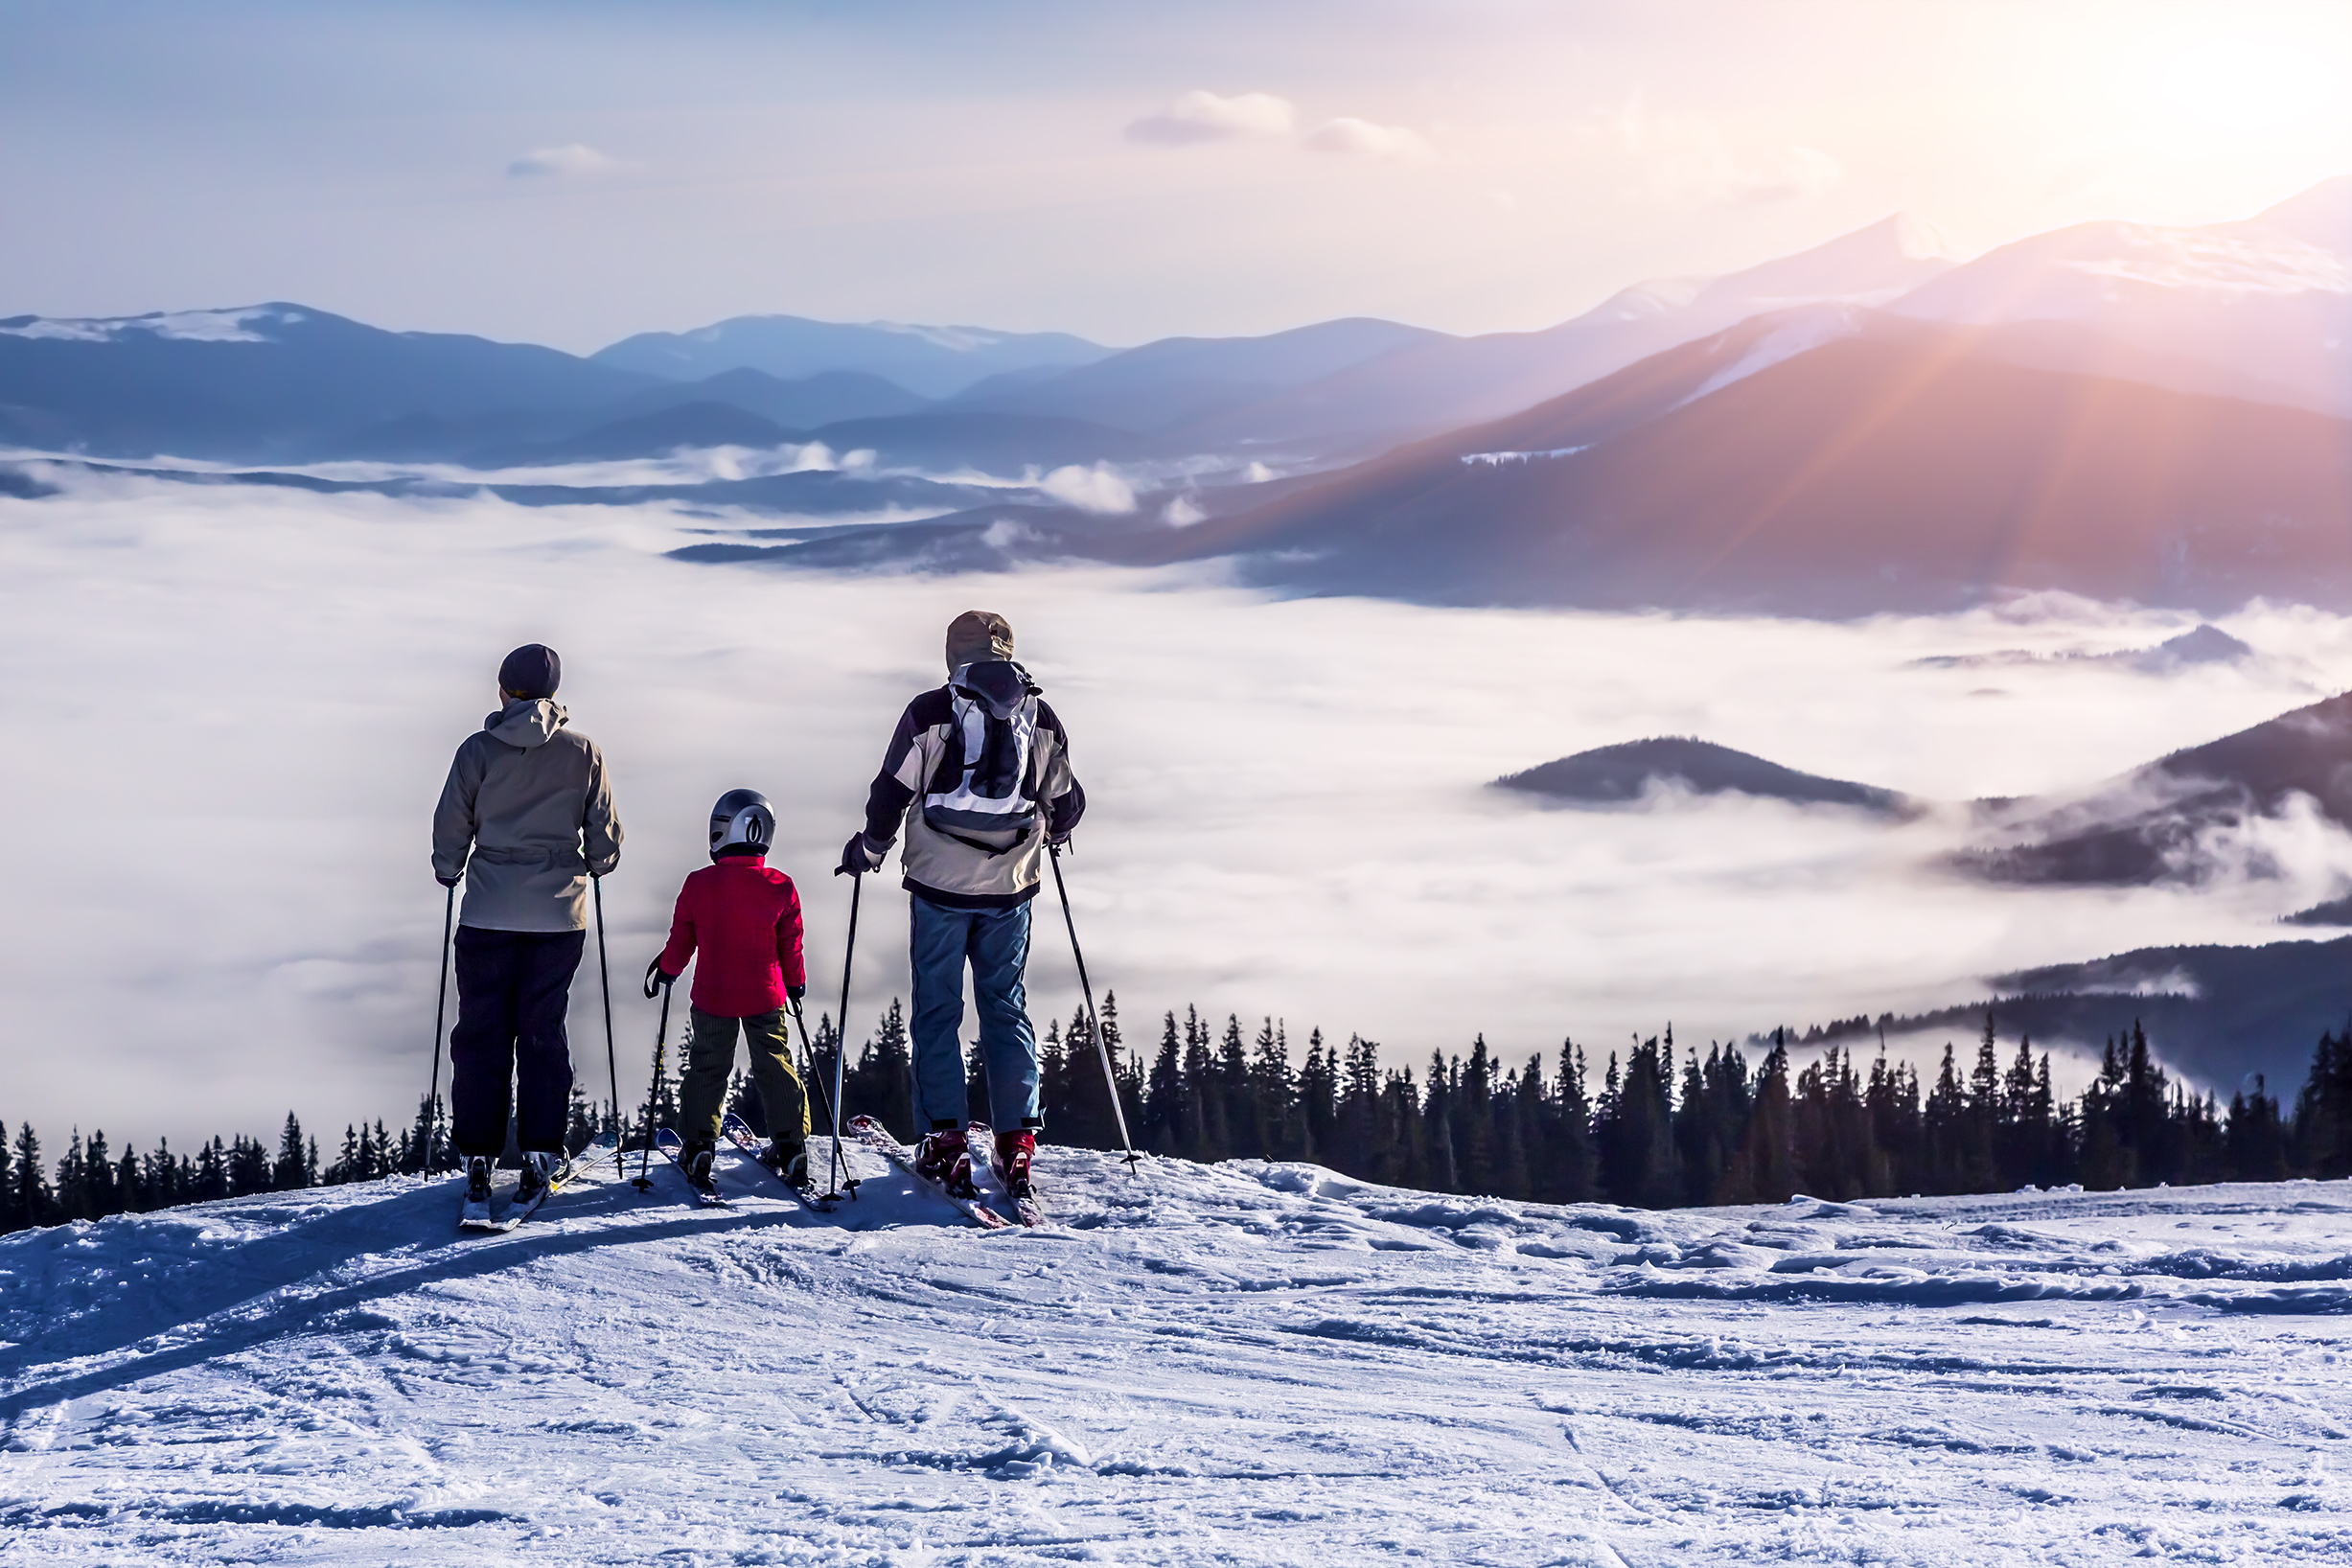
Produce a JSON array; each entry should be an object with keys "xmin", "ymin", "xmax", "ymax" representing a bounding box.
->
[{"xmin": 450, "ymin": 926, "xmax": 584, "ymax": 1158}]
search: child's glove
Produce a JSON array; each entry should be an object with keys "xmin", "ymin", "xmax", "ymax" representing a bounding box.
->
[
  {"xmin": 788, "ymin": 984, "xmax": 807, "ymax": 1005},
  {"xmin": 643, "ymin": 957, "xmax": 676, "ymax": 1000}
]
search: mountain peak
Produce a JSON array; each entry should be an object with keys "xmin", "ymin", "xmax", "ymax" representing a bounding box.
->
[
  {"xmin": 2250, "ymin": 173, "xmax": 2352, "ymax": 253},
  {"xmin": 1697, "ymin": 214, "xmax": 1955, "ymax": 310}
]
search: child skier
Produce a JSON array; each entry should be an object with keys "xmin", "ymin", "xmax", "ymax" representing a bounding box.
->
[{"xmin": 647, "ymin": 789, "xmax": 812, "ymax": 1188}]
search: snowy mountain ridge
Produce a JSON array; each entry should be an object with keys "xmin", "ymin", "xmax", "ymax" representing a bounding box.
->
[{"xmin": 6, "ymin": 1142, "xmax": 2351, "ymax": 1562}]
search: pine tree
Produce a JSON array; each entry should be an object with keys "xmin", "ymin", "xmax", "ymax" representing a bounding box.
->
[
  {"xmin": 566, "ymin": 1085, "xmax": 597, "ymax": 1155},
  {"xmin": 1183, "ymin": 1008, "xmax": 1225, "ymax": 1160},
  {"xmin": 1337, "ymin": 1033, "xmax": 1384, "ymax": 1177},
  {"xmin": 13, "ymin": 1123, "xmax": 55, "ymax": 1229},
  {"xmin": 194, "ymin": 1137, "xmax": 229, "ymax": 1201},
  {"xmin": 114, "ymin": 1143, "xmax": 143, "ymax": 1213},
  {"xmin": 1598, "ymin": 1037, "xmax": 1678, "ymax": 1207},
  {"xmin": 2227, "ymin": 1077, "xmax": 2289, "ymax": 1181},
  {"xmin": 1249, "ymin": 1019, "xmax": 1294, "ymax": 1159},
  {"xmin": 1143, "ymin": 1010, "xmax": 1187, "ymax": 1154},
  {"xmin": 1550, "ymin": 1042, "xmax": 1599, "ymax": 1203},
  {"xmin": 1297, "ymin": 1029, "xmax": 1338, "ymax": 1163},
  {"xmin": 143, "ymin": 1138, "xmax": 181, "ymax": 1209},
  {"xmin": 1218, "ymin": 1016, "xmax": 1252, "ymax": 1158},
  {"xmin": 227, "ymin": 1136, "xmax": 271, "ymax": 1196},
  {"xmin": 1962, "ymin": 1014, "xmax": 2000, "ymax": 1193},
  {"xmin": 273, "ymin": 1114, "xmax": 311, "ymax": 1190},
  {"xmin": 1425, "ymin": 1053, "xmax": 1461, "ymax": 1193},
  {"xmin": 84, "ymin": 1129, "xmax": 121, "ymax": 1217},
  {"xmin": 55, "ymin": 1130, "xmax": 89, "ymax": 1222},
  {"xmin": 1923, "ymin": 1044, "xmax": 1968, "ymax": 1193},
  {"xmin": 1730, "ymin": 1038, "xmax": 1796, "ymax": 1203},
  {"xmin": 2294, "ymin": 1031, "xmax": 2352, "ymax": 1177},
  {"xmin": 965, "ymin": 1037, "xmax": 993, "ymax": 1126}
]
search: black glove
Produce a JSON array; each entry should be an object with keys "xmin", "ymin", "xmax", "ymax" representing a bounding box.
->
[
  {"xmin": 643, "ymin": 957, "xmax": 676, "ymax": 1000},
  {"xmin": 788, "ymin": 983, "xmax": 806, "ymax": 1005},
  {"xmin": 836, "ymin": 833, "xmax": 884, "ymax": 877},
  {"xmin": 436, "ymin": 874, "xmax": 461, "ymax": 888}
]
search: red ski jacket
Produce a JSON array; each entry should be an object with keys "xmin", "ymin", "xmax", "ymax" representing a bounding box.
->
[{"xmin": 656, "ymin": 854, "xmax": 807, "ymax": 1018}]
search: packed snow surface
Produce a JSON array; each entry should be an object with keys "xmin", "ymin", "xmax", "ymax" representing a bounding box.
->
[{"xmin": 6, "ymin": 1146, "xmax": 2351, "ymax": 1564}]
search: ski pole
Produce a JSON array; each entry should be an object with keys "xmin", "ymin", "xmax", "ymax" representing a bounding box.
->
[
  {"xmin": 591, "ymin": 873, "xmax": 622, "ymax": 1150},
  {"xmin": 427, "ymin": 881, "xmax": 454, "ymax": 1174},
  {"xmin": 824, "ymin": 867, "xmax": 864, "ymax": 1201},
  {"xmin": 634, "ymin": 967, "xmax": 672, "ymax": 1192},
  {"xmin": 1048, "ymin": 842, "xmax": 1141, "ymax": 1175},
  {"xmin": 788, "ymin": 997, "xmax": 858, "ymax": 1203}
]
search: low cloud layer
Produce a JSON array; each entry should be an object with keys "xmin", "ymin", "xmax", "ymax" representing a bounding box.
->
[
  {"xmin": 1037, "ymin": 462, "xmax": 1138, "ymax": 514},
  {"xmin": 6, "ymin": 475, "xmax": 2352, "ymax": 1148}
]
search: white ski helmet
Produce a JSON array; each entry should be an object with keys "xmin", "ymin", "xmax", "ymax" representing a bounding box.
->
[{"xmin": 709, "ymin": 788, "xmax": 774, "ymax": 858}]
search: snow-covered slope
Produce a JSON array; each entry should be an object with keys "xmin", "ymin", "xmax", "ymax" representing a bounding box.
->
[
  {"xmin": 1892, "ymin": 182, "xmax": 2352, "ymax": 415},
  {"xmin": 7, "ymin": 1141, "xmax": 2351, "ymax": 1563}
]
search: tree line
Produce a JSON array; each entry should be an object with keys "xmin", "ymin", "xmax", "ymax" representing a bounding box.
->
[{"xmin": 12, "ymin": 998, "xmax": 2352, "ymax": 1231}]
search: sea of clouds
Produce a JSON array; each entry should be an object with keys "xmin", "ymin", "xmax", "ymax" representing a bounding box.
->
[{"xmin": 8, "ymin": 470, "xmax": 2352, "ymax": 1148}]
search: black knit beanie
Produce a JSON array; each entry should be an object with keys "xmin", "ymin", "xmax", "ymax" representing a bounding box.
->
[{"xmin": 498, "ymin": 644, "xmax": 561, "ymax": 700}]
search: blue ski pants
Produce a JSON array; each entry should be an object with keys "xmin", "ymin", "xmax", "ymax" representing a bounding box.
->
[{"xmin": 908, "ymin": 894, "xmax": 1042, "ymax": 1134}]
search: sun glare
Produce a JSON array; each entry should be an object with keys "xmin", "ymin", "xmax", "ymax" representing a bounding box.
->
[{"xmin": 2142, "ymin": 32, "xmax": 2343, "ymax": 137}]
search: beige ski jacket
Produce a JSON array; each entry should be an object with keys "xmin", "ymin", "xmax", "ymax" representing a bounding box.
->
[{"xmin": 432, "ymin": 699, "xmax": 622, "ymax": 932}]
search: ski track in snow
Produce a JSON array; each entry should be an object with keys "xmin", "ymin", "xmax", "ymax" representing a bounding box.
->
[{"xmin": 4, "ymin": 1150, "xmax": 2351, "ymax": 1564}]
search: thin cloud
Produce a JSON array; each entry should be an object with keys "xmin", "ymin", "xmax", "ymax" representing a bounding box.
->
[
  {"xmin": 507, "ymin": 144, "xmax": 632, "ymax": 179},
  {"xmin": 1126, "ymin": 90, "xmax": 1296, "ymax": 147},
  {"xmin": 1303, "ymin": 117, "xmax": 1434, "ymax": 164},
  {"xmin": 1603, "ymin": 101, "xmax": 1840, "ymax": 206}
]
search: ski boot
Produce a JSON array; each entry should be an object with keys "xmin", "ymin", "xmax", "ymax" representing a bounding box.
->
[
  {"xmin": 759, "ymin": 1140, "xmax": 811, "ymax": 1190},
  {"xmin": 914, "ymin": 1126, "xmax": 979, "ymax": 1198},
  {"xmin": 992, "ymin": 1129, "xmax": 1038, "ymax": 1204},
  {"xmin": 516, "ymin": 1150, "xmax": 558, "ymax": 1206},
  {"xmin": 681, "ymin": 1140, "xmax": 720, "ymax": 1196},
  {"xmin": 461, "ymin": 1156, "xmax": 494, "ymax": 1227}
]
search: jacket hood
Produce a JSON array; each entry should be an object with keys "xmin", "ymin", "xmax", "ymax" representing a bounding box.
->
[
  {"xmin": 950, "ymin": 659, "xmax": 1040, "ymax": 721},
  {"xmin": 483, "ymin": 697, "xmax": 568, "ymax": 749}
]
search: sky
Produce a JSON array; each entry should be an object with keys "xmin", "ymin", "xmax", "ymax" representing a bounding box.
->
[
  {"xmin": 9, "ymin": 470, "xmax": 2352, "ymax": 1150},
  {"xmin": 2, "ymin": 0, "xmax": 2348, "ymax": 352}
]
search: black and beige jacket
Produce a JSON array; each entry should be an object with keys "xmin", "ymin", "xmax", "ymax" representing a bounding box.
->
[{"xmin": 860, "ymin": 661, "xmax": 1085, "ymax": 910}]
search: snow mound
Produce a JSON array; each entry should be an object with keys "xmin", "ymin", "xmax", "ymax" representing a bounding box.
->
[{"xmin": 6, "ymin": 1145, "xmax": 2352, "ymax": 1561}]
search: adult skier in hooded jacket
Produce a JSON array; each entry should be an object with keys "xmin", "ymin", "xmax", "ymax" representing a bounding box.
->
[
  {"xmin": 839, "ymin": 611, "xmax": 1083, "ymax": 1202},
  {"xmin": 431, "ymin": 644, "xmax": 622, "ymax": 1217}
]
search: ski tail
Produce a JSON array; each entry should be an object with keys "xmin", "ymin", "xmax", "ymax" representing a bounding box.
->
[
  {"xmin": 656, "ymin": 1126, "xmax": 730, "ymax": 1207},
  {"xmin": 848, "ymin": 1115, "xmax": 1009, "ymax": 1231}
]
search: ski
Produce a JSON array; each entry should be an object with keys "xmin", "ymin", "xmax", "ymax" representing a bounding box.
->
[
  {"xmin": 458, "ymin": 1133, "xmax": 619, "ymax": 1234},
  {"xmin": 656, "ymin": 1126, "xmax": 732, "ymax": 1207},
  {"xmin": 720, "ymin": 1112, "xmax": 832, "ymax": 1210},
  {"xmin": 846, "ymin": 1114, "xmax": 1010, "ymax": 1231},
  {"xmin": 968, "ymin": 1121, "xmax": 1046, "ymax": 1228}
]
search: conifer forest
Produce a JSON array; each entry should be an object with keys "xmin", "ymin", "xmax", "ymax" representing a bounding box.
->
[{"xmin": 12, "ymin": 997, "xmax": 2352, "ymax": 1232}]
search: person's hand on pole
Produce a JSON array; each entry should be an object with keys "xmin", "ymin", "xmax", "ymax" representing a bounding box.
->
[
  {"xmin": 437, "ymin": 873, "xmax": 461, "ymax": 888},
  {"xmin": 643, "ymin": 957, "xmax": 675, "ymax": 1000},
  {"xmin": 836, "ymin": 833, "xmax": 883, "ymax": 878},
  {"xmin": 788, "ymin": 983, "xmax": 806, "ymax": 1004}
]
